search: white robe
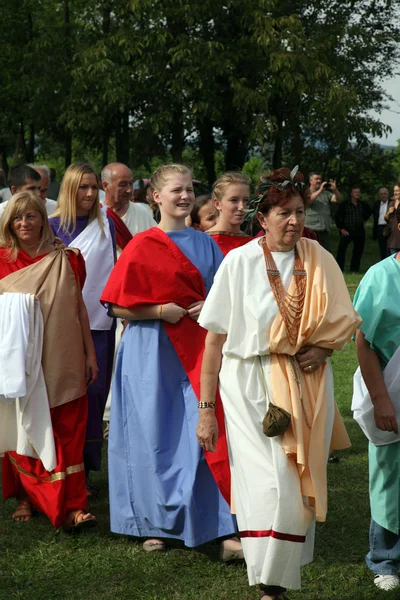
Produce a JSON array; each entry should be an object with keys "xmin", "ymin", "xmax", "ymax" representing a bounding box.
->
[
  {"xmin": 199, "ymin": 240, "xmax": 334, "ymax": 589},
  {"xmin": 69, "ymin": 212, "xmax": 114, "ymax": 330},
  {"xmin": 0, "ymin": 293, "xmax": 56, "ymax": 471}
]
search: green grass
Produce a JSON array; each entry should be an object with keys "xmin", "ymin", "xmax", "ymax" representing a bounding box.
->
[{"xmin": 0, "ymin": 228, "xmax": 395, "ymax": 600}]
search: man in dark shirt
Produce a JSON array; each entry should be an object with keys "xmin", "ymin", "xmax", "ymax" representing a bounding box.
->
[{"xmin": 335, "ymin": 186, "xmax": 372, "ymax": 272}]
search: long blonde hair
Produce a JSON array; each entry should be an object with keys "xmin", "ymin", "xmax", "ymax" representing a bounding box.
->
[
  {"xmin": 146, "ymin": 164, "xmax": 193, "ymax": 210},
  {"xmin": 0, "ymin": 192, "xmax": 55, "ymax": 261},
  {"xmin": 52, "ymin": 163, "xmax": 103, "ymax": 234}
]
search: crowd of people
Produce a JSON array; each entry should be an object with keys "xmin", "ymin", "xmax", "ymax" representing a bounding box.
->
[{"xmin": 0, "ymin": 161, "xmax": 399, "ymax": 598}]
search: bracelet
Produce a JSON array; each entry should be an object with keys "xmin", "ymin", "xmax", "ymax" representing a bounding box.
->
[
  {"xmin": 158, "ymin": 304, "xmax": 163, "ymax": 320},
  {"xmin": 198, "ymin": 401, "xmax": 216, "ymax": 409}
]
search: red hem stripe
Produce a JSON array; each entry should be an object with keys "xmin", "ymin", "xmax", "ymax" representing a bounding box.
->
[{"xmin": 239, "ymin": 529, "xmax": 306, "ymax": 543}]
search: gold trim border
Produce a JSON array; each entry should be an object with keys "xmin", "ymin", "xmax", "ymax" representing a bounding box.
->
[{"xmin": 8, "ymin": 455, "xmax": 84, "ymax": 483}]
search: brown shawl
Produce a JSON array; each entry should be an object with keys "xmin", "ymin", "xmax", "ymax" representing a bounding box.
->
[{"xmin": 0, "ymin": 248, "xmax": 86, "ymax": 408}]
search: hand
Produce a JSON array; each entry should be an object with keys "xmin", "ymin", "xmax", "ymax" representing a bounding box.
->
[
  {"xmin": 388, "ymin": 206, "xmax": 395, "ymax": 215},
  {"xmin": 340, "ymin": 228, "xmax": 349, "ymax": 237},
  {"xmin": 196, "ymin": 411, "xmax": 218, "ymax": 452},
  {"xmin": 373, "ymin": 397, "xmax": 399, "ymax": 433},
  {"xmin": 160, "ymin": 302, "xmax": 187, "ymax": 324},
  {"xmin": 187, "ymin": 301, "xmax": 204, "ymax": 322},
  {"xmin": 296, "ymin": 346, "xmax": 331, "ymax": 373},
  {"xmin": 329, "ymin": 179, "xmax": 337, "ymax": 192},
  {"xmin": 85, "ymin": 354, "xmax": 99, "ymax": 387}
]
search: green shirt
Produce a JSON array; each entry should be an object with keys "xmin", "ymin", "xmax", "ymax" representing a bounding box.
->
[
  {"xmin": 305, "ymin": 189, "xmax": 333, "ymax": 232},
  {"xmin": 354, "ymin": 256, "xmax": 400, "ymax": 534}
]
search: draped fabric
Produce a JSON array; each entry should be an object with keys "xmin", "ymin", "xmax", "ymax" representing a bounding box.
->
[
  {"xmin": 0, "ymin": 248, "xmax": 86, "ymax": 408},
  {"xmin": 199, "ymin": 237, "xmax": 360, "ymax": 587},
  {"xmin": 0, "ymin": 247, "xmax": 88, "ymax": 528},
  {"xmin": 101, "ymin": 227, "xmax": 230, "ymax": 504},
  {"xmin": 106, "ymin": 207, "xmax": 133, "ymax": 250}
]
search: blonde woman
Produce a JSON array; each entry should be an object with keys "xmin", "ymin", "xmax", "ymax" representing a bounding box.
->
[
  {"xmin": 101, "ymin": 164, "xmax": 240, "ymax": 557},
  {"xmin": 49, "ymin": 163, "xmax": 116, "ymax": 488},
  {"xmin": 0, "ymin": 192, "xmax": 97, "ymax": 530},
  {"xmin": 206, "ymin": 172, "xmax": 253, "ymax": 255}
]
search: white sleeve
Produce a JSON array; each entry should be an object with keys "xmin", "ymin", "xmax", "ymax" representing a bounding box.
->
[{"xmin": 198, "ymin": 258, "xmax": 232, "ymax": 334}]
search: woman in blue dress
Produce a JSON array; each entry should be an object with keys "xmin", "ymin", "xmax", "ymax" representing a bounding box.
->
[{"xmin": 101, "ymin": 164, "xmax": 241, "ymax": 557}]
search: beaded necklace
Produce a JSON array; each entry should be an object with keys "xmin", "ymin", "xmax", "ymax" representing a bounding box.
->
[{"xmin": 259, "ymin": 236, "xmax": 306, "ymax": 346}]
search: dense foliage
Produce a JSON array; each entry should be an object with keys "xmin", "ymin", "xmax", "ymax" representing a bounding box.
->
[{"xmin": 0, "ymin": 0, "xmax": 399, "ymax": 193}]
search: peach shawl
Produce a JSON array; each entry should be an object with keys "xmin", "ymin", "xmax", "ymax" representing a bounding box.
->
[{"xmin": 269, "ymin": 239, "xmax": 361, "ymax": 522}]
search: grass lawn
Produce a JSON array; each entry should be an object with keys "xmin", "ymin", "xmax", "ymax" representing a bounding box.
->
[{"xmin": 1, "ymin": 226, "xmax": 397, "ymax": 600}]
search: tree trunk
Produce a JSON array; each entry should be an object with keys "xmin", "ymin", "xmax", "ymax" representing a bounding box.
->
[
  {"xmin": 290, "ymin": 124, "xmax": 303, "ymax": 168},
  {"xmin": 170, "ymin": 106, "xmax": 184, "ymax": 163},
  {"xmin": 223, "ymin": 120, "xmax": 248, "ymax": 170},
  {"xmin": 198, "ymin": 118, "xmax": 216, "ymax": 186},
  {"xmin": 272, "ymin": 117, "xmax": 284, "ymax": 169},
  {"xmin": 64, "ymin": 133, "xmax": 72, "ymax": 168},
  {"xmin": 13, "ymin": 122, "xmax": 26, "ymax": 165},
  {"xmin": 0, "ymin": 146, "xmax": 9, "ymax": 178},
  {"xmin": 26, "ymin": 123, "xmax": 35, "ymax": 163},
  {"xmin": 102, "ymin": 121, "xmax": 109, "ymax": 166}
]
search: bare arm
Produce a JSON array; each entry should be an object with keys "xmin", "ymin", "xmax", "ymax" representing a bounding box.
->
[
  {"xmin": 108, "ymin": 302, "xmax": 187, "ymax": 324},
  {"xmin": 76, "ymin": 285, "xmax": 98, "ymax": 386},
  {"xmin": 196, "ymin": 331, "xmax": 226, "ymax": 452},
  {"xmin": 355, "ymin": 329, "xmax": 398, "ymax": 433}
]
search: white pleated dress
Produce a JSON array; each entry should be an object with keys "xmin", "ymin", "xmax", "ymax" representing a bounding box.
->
[{"xmin": 199, "ymin": 240, "xmax": 334, "ymax": 589}]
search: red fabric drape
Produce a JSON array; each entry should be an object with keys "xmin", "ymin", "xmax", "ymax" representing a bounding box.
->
[
  {"xmin": 2, "ymin": 396, "xmax": 88, "ymax": 529},
  {"xmin": 106, "ymin": 207, "xmax": 133, "ymax": 250},
  {"xmin": 101, "ymin": 227, "xmax": 231, "ymax": 504}
]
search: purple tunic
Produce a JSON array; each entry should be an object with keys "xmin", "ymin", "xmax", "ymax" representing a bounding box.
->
[{"xmin": 49, "ymin": 215, "xmax": 116, "ymax": 472}]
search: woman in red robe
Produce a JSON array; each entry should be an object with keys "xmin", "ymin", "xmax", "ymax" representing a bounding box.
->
[
  {"xmin": 0, "ymin": 192, "xmax": 98, "ymax": 530},
  {"xmin": 206, "ymin": 172, "xmax": 253, "ymax": 255}
]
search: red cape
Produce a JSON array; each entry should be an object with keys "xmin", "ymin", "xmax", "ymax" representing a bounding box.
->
[
  {"xmin": 106, "ymin": 207, "xmax": 133, "ymax": 250},
  {"xmin": 101, "ymin": 227, "xmax": 231, "ymax": 504}
]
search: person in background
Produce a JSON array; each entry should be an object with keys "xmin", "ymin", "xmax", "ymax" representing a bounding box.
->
[
  {"xmin": 186, "ymin": 195, "xmax": 218, "ymax": 232},
  {"xmin": 372, "ymin": 188, "xmax": 389, "ymax": 261},
  {"xmin": 384, "ymin": 184, "xmax": 400, "ymax": 256},
  {"xmin": 305, "ymin": 172, "xmax": 340, "ymax": 251},
  {"xmin": 101, "ymin": 164, "xmax": 241, "ymax": 558},
  {"xmin": 197, "ymin": 167, "xmax": 360, "ymax": 599},
  {"xmin": 28, "ymin": 164, "xmax": 58, "ymax": 216},
  {"xmin": 0, "ymin": 170, "xmax": 11, "ymax": 203},
  {"xmin": 0, "ymin": 165, "xmax": 41, "ymax": 217},
  {"xmin": 353, "ymin": 207, "xmax": 400, "ymax": 591},
  {"xmin": 101, "ymin": 164, "xmax": 155, "ymax": 252},
  {"xmin": 335, "ymin": 186, "xmax": 372, "ymax": 272},
  {"xmin": 47, "ymin": 168, "xmax": 60, "ymax": 201},
  {"xmin": 49, "ymin": 163, "xmax": 116, "ymax": 493},
  {"xmin": 206, "ymin": 172, "xmax": 253, "ymax": 255},
  {"xmin": 0, "ymin": 192, "xmax": 97, "ymax": 530}
]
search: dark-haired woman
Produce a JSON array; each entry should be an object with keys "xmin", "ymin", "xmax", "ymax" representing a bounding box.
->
[
  {"xmin": 197, "ymin": 168, "xmax": 361, "ymax": 598},
  {"xmin": 385, "ymin": 185, "xmax": 400, "ymax": 255},
  {"xmin": 187, "ymin": 195, "xmax": 218, "ymax": 232}
]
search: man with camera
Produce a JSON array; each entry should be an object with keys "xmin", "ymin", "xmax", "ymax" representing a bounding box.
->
[{"xmin": 305, "ymin": 172, "xmax": 341, "ymax": 250}]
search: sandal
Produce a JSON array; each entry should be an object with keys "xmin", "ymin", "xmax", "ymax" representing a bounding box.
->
[
  {"xmin": 62, "ymin": 509, "xmax": 97, "ymax": 532},
  {"xmin": 12, "ymin": 500, "xmax": 33, "ymax": 522},
  {"xmin": 142, "ymin": 538, "xmax": 166, "ymax": 552}
]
